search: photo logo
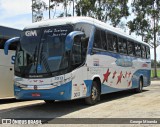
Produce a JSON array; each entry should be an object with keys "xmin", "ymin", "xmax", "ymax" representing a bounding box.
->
[{"xmin": 2, "ymin": 119, "xmax": 11, "ymax": 124}]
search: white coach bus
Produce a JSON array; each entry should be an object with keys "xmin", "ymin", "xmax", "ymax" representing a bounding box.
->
[
  {"xmin": 4, "ymin": 17, "xmax": 151, "ymax": 104},
  {"xmin": 0, "ymin": 26, "xmax": 21, "ymax": 98}
]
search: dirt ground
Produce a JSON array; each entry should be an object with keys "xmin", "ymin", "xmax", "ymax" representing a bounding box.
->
[{"xmin": 0, "ymin": 81, "xmax": 159, "ymax": 127}]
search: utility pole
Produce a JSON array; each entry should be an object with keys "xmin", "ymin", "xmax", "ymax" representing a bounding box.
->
[
  {"xmin": 153, "ymin": 14, "xmax": 157, "ymax": 77},
  {"xmin": 65, "ymin": 0, "xmax": 67, "ymax": 17},
  {"xmin": 49, "ymin": 0, "xmax": 51, "ymax": 19},
  {"xmin": 153, "ymin": 1, "xmax": 157, "ymax": 78},
  {"xmin": 73, "ymin": 0, "xmax": 74, "ymax": 16},
  {"xmin": 32, "ymin": 0, "xmax": 34, "ymax": 22}
]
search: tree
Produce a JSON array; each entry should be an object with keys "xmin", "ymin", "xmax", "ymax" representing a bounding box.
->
[
  {"xmin": 49, "ymin": 0, "xmax": 63, "ymax": 18},
  {"xmin": 75, "ymin": 0, "xmax": 129, "ymax": 27},
  {"xmin": 128, "ymin": 0, "xmax": 160, "ymax": 78},
  {"xmin": 32, "ymin": 0, "xmax": 48, "ymax": 22},
  {"xmin": 49, "ymin": 0, "xmax": 72, "ymax": 18}
]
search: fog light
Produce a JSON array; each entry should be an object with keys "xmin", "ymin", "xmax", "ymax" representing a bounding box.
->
[{"xmin": 60, "ymin": 92, "xmax": 64, "ymax": 95}]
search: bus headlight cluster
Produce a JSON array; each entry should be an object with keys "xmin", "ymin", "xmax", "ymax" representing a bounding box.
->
[
  {"xmin": 51, "ymin": 77, "xmax": 72, "ymax": 86},
  {"xmin": 15, "ymin": 82, "xmax": 27, "ymax": 88}
]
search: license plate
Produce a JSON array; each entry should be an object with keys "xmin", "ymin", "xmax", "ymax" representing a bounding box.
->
[{"xmin": 32, "ymin": 93, "xmax": 40, "ymax": 97}]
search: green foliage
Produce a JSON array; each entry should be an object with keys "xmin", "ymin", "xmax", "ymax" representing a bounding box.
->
[
  {"xmin": 75, "ymin": 0, "xmax": 129, "ymax": 27},
  {"xmin": 127, "ymin": 0, "xmax": 160, "ymax": 44},
  {"xmin": 151, "ymin": 60, "xmax": 160, "ymax": 68},
  {"xmin": 151, "ymin": 69, "xmax": 160, "ymax": 78},
  {"xmin": 32, "ymin": 0, "xmax": 48, "ymax": 22}
]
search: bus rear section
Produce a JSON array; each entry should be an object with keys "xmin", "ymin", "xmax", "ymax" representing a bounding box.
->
[{"xmin": 0, "ymin": 26, "xmax": 21, "ymax": 98}]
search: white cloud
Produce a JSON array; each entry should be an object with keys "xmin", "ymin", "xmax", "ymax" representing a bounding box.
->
[{"xmin": 0, "ymin": 0, "xmax": 31, "ymax": 19}]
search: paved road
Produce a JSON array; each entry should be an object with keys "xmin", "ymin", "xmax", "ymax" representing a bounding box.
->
[{"xmin": 0, "ymin": 81, "xmax": 159, "ymax": 126}]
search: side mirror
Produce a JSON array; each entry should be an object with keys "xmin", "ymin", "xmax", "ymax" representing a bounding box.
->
[
  {"xmin": 65, "ymin": 31, "xmax": 84, "ymax": 51},
  {"xmin": 4, "ymin": 37, "xmax": 20, "ymax": 55}
]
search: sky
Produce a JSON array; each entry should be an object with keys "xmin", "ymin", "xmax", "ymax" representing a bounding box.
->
[{"xmin": 0, "ymin": 0, "xmax": 159, "ymax": 60}]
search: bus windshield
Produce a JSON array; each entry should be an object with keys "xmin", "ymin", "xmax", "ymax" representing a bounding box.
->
[{"xmin": 15, "ymin": 25, "xmax": 73, "ymax": 77}]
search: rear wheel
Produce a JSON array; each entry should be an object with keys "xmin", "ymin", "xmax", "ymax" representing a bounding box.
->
[
  {"xmin": 135, "ymin": 78, "xmax": 143, "ymax": 93},
  {"xmin": 85, "ymin": 81, "xmax": 100, "ymax": 105},
  {"xmin": 44, "ymin": 100, "xmax": 55, "ymax": 104}
]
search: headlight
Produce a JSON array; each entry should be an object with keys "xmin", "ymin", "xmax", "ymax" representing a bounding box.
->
[
  {"xmin": 15, "ymin": 82, "xmax": 27, "ymax": 88},
  {"xmin": 15, "ymin": 82, "xmax": 21, "ymax": 86}
]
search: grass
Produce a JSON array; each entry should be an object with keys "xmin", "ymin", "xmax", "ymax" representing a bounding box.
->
[{"xmin": 151, "ymin": 69, "xmax": 160, "ymax": 78}]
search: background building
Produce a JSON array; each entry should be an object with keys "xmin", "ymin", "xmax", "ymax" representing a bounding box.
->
[{"xmin": 0, "ymin": 26, "xmax": 21, "ymax": 49}]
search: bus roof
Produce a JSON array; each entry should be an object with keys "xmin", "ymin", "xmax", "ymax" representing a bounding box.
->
[
  {"xmin": 0, "ymin": 25, "xmax": 21, "ymax": 39},
  {"xmin": 24, "ymin": 16, "xmax": 149, "ymax": 46}
]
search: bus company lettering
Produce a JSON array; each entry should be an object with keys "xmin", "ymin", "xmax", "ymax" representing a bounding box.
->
[
  {"xmin": 142, "ymin": 63, "xmax": 148, "ymax": 67},
  {"xmin": 25, "ymin": 30, "xmax": 37, "ymax": 37},
  {"xmin": 11, "ymin": 55, "xmax": 15, "ymax": 64},
  {"xmin": 44, "ymin": 29, "xmax": 53, "ymax": 33},
  {"xmin": 115, "ymin": 58, "xmax": 133, "ymax": 67}
]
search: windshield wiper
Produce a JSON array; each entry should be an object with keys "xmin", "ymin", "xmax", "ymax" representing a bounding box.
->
[
  {"xmin": 33, "ymin": 46, "xmax": 37, "ymax": 66},
  {"xmin": 38, "ymin": 42, "xmax": 52, "ymax": 76}
]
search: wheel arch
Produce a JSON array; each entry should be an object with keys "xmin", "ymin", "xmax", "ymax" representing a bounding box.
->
[{"xmin": 92, "ymin": 76, "xmax": 101, "ymax": 94}]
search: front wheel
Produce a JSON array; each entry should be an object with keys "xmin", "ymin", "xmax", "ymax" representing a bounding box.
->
[
  {"xmin": 85, "ymin": 81, "xmax": 100, "ymax": 105},
  {"xmin": 44, "ymin": 100, "xmax": 55, "ymax": 104},
  {"xmin": 135, "ymin": 78, "xmax": 143, "ymax": 93}
]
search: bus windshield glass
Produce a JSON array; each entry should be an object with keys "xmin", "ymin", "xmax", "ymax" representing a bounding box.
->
[{"xmin": 15, "ymin": 25, "xmax": 73, "ymax": 76}]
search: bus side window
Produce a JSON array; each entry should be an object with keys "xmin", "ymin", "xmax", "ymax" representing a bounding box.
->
[
  {"xmin": 101, "ymin": 30, "xmax": 107, "ymax": 50},
  {"xmin": 107, "ymin": 33, "xmax": 113, "ymax": 51},
  {"xmin": 107, "ymin": 33, "xmax": 118, "ymax": 53},
  {"xmin": 118, "ymin": 37, "xmax": 127, "ymax": 54},
  {"xmin": 112, "ymin": 35, "xmax": 118, "ymax": 53},
  {"xmin": 9, "ymin": 42, "xmax": 18, "ymax": 50},
  {"xmin": 146, "ymin": 47, "xmax": 150, "ymax": 59},
  {"xmin": 135, "ymin": 43, "xmax": 141, "ymax": 57},
  {"xmin": 0, "ymin": 39, "xmax": 17, "ymax": 50},
  {"xmin": 72, "ymin": 35, "xmax": 82, "ymax": 65},
  {"xmin": 0, "ymin": 39, "xmax": 6, "ymax": 49},
  {"xmin": 93, "ymin": 29, "xmax": 102, "ymax": 49},
  {"xmin": 127, "ymin": 41, "xmax": 134, "ymax": 56},
  {"xmin": 141, "ymin": 45, "xmax": 146, "ymax": 58},
  {"xmin": 123, "ymin": 39, "xmax": 127, "ymax": 54}
]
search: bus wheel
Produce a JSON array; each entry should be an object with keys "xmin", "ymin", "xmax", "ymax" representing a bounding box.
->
[
  {"xmin": 135, "ymin": 78, "xmax": 143, "ymax": 93},
  {"xmin": 44, "ymin": 100, "xmax": 55, "ymax": 104},
  {"xmin": 85, "ymin": 81, "xmax": 100, "ymax": 105}
]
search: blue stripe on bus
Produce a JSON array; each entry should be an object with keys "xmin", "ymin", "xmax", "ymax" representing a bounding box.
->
[{"xmin": 14, "ymin": 81, "xmax": 72, "ymax": 100}]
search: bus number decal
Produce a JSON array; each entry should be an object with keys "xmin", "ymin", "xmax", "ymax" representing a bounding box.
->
[{"xmin": 54, "ymin": 76, "xmax": 64, "ymax": 80}]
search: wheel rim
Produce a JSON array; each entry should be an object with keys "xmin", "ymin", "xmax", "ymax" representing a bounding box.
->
[{"xmin": 91, "ymin": 86, "xmax": 98, "ymax": 100}]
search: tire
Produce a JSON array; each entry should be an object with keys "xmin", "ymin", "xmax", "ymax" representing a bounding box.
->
[
  {"xmin": 44, "ymin": 100, "xmax": 55, "ymax": 104},
  {"xmin": 135, "ymin": 78, "xmax": 143, "ymax": 93},
  {"xmin": 85, "ymin": 81, "xmax": 100, "ymax": 105}
]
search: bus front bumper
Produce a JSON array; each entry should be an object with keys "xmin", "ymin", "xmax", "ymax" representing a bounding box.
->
[{"xmin": 14, "ymin": 81, "xmax": 72, "ymax": 100}]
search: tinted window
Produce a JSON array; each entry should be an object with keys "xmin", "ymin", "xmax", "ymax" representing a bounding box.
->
[
  {"xmin": 93, "ymin": 29, "xmax": 102, "ymax": 49},
  {"xmin": 146, "ymin": 47, "xmax": 150, "ymax": 59},
  {"xmin": 0, "ymin": 38, "xmax": 17, "ymax": 50},
  {"xmin": 74, "ymin": 23, "xmax": 92, "ymax": 53},
  {"xmin": 101, "ymin": 30, "xmax": 107, "ymax": 50},
  {"xmin": 107, "ymin": 33, "xmax": 113, "ymax": 51},
  {"xmin": 0, "ymin": 39, "xmax": 5, "ymax": 49},
  {"xmin": 72, "ymin": 35, "xmax": 82, "ymax": 64},
  {"xmin": 74, "ymin": 23, "xmax": 92, "ymax": 39},
  {"xmin": 141, "ymin": 45, "xmax": 146, "ymax": 58},
  {"xmin": 135, "ymin": 43, "xmax": 141, "ymax": 57},
  {"xmin": 118, "ymin": 37, "xmax": 127, "ymax": 54},
  {"xmin": 127, "ymin": 41, "xmax": 134, "ymax": 56},
  {"xmin": 112, "ymin": 35, "xmax": 118, "ymax": 52},
  {"xmin": 107, "ymin": 33, "xmax": 117, "ymax": 52}
]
